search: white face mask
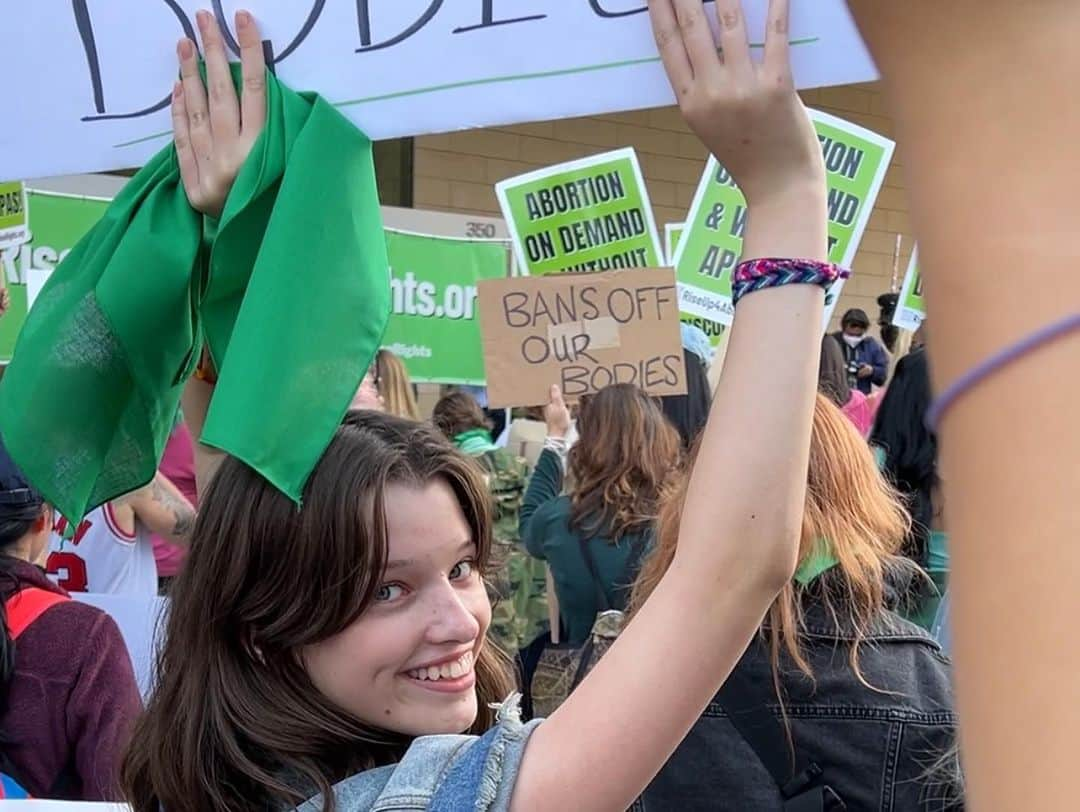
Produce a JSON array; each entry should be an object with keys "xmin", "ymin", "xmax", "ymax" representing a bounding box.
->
[{"xmin": 843, "ymin": 333, "xmax": 865, "ymax": 349}]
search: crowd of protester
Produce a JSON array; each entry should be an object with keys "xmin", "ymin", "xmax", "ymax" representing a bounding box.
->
[{"xmin": 0, "ymin": 0, "xmax": 1074, "ymax": 809}]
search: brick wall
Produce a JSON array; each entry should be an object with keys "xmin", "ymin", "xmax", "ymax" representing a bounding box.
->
[{"xmin": 414, "ymin": 82, "xmax": 915, "ymax": 326}]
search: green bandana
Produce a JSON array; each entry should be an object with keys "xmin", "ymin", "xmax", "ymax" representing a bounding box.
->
[
  {"xmin": 454, "ymin": 428, "xmax": 499, "ymax": 457},
  {"xmin": 0, "ymin": 66, "xmax": 389, "ymax": 521},
  {"xmin": 793, "ymin": 538, "xmax": 840, "ymax": 586}
]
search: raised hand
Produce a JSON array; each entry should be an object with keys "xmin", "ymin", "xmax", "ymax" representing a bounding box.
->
[
  {"xmin": 172, "ymin": 9, "xmax": 267, "ymax": 218},
  {"xmin": 543, "ymin": 385, "xmax": 572, "ymax": 439},
  {"xmin": 650, "ymin": 0, "xmax": 824, "ymax": 208}
]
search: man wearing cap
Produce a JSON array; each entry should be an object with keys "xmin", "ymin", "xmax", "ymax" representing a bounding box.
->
[{"xmin": 831, "ymin": 308, "xmax": 890, "ymax": 396}]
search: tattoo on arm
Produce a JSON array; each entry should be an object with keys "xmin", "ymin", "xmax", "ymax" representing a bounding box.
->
[{"xmin": 150, "ymin": 479, "xmax": 197, "ymax": 541}]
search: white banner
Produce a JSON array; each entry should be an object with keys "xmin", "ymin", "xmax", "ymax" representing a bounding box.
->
[{"xmin": 6, "ymin": 1, "xmax": 877, "ymax": 181}]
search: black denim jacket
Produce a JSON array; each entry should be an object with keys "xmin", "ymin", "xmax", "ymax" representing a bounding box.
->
[{"xmin": 634, "ymin": 603, "xmax": 963, "ymax": 811}]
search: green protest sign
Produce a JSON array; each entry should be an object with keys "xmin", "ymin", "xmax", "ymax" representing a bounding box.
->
[
  {"xmin": 382, "ymin": 229, "xmax": 509, "ymax": 385},
  {"xmin": 496, "ymin": 148, "xmax": 663, "ymax": 276},
  {"xmin": 893, "ymin": 249, "xmax": 925, "ymax": 331},
  {"xmin": 1, "ymin": 190, "xmax": 111, "ymax": 362},
  {"xmin": 0, "ymin": 182, "xmax": 30, "ymax": 251},
  {"xmin": 673, "ymin": 110, "xmax": 895, "ymax": 329},
  {"xmin": 665, "ymin": 221, "xmax": 727, "ymax": 349}
]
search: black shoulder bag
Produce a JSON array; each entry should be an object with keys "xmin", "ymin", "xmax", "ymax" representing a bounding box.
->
[{"xmin": 717, "ymin": 661, "xmax": 847, "ymax": 811}]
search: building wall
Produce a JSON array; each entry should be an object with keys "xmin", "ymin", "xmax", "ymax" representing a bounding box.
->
[{"xmin": 413, "ymin": 82, "xmax": 914, "ymax": 327}]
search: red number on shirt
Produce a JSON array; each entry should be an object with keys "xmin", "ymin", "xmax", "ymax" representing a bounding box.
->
[{"xmin": 45, "ymin": 551, "xmax": 88, "ymax": 593}]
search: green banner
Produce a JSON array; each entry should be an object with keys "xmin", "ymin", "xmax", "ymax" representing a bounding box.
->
[
  {"xmin": 0, "ymin": 181, "xmax": 30, "ymax": 250},
  {"xmin": 893, "ymin": 249, "xmax": 925, "ymax": 331},
  {"xmin": 2, "ymin": 192, "xmax": 509, "ymax": 378},
  {"xmin": 1, "ymin": 190, "xmax": 111, "ymax": 361},
  {"xmin": 673, "ymin": 110, "xmax": 895, "ymax": 329},
  {"xmin": 496, "ymin": 147, "xmax": 663, "ymax": 276},
  {"xmin": 382, "ymin": 230, "xmax": 509, "ymax": 385}
]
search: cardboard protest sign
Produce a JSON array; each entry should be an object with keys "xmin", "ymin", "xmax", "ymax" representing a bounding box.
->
[
  {"xmin": 893, "ymin": 249, "xmax": 925, "ymax": 331},
  {"xmin": 496, "ymin": 149, "xmax": 663, "ymax": 276},
  {"xmin": 478, "ymin": 267, "xmax": 686, "ymax": 409},
  {"xmin": 382, "ymin": 229, "xmax": 509, "ymax": 385},
  {"xmin": 0, "ymin": 182, "xmax": 29, "ymax": 251},
  {"xmin": 6, "ymin": 2, "xmax": 877, "ymax": 180},
  {"xmin": 0, "ymin": 190, "xmax": 111, "ymax": 362},
  {"xmin": 673, "ymin": 110, "xmax": 895, "ymax": 331}
]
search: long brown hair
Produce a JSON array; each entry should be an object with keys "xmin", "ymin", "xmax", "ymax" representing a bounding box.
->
[
  {"xmin": 121, "ymin": 412, "xmax": 513, "ymax": 812},
  {"xmin": 568, "ymin": 384, "xmax": 681, "ymax": 543},
  {"xmin": 431, "ymin": 390, "xmax": 488, "ymax": 442},
  {"xmin": 376, "ymin": 349, "xmax": 421, "ymax": 421},
  {"xmin": 630, "ymin": 394, "xmax": 913, "ymax": 683}
]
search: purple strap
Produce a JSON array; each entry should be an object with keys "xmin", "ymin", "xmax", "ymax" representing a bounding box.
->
[{"xmin": 927, "ymin": 312, "xmax": 1080, "ymax": 430}]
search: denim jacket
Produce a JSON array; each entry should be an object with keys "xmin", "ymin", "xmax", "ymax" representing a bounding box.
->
[
  {"xmin": 295, "ymin": 696, "xmax": 542, "ymax": 812},
  {"xmin": 635, "ymin": 603, "xmax": 963, "ymax": 811}
]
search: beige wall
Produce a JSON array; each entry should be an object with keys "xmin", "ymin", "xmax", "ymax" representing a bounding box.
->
[{"xmin": 414, "ymin": 82, "xmax": 914, "ymax": 328}]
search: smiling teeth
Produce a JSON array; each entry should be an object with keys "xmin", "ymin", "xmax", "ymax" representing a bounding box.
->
[{"xmin": 408, "ymin": 651, "xmax": 474, "ymax": 681}]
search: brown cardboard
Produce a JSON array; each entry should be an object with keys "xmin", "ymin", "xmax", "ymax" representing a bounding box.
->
[{"xmin": 478, "ymin": 268, "xmax": 687, "ymax": 408}]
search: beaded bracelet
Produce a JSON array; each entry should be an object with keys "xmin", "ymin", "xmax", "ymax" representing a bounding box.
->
[
  {"xmin": 732, "ymin": 258, "xmax": 849, "ymax": 307},
  {"xmin": 926, "ymin": 312, "xmax": 1080, "ymax": 431}
]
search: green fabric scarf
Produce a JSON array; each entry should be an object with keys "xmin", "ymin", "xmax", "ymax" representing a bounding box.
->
[
  {"xmin": 794, "ymin": 538, "xmax": 840, "ymax": 586},
  {"xmin": 0, "ymin": 67, "xmax": 389, "ymax": 521},
  {"xmin": 453, "ymin": 428, "xmax": 499, "ymax": 457}
]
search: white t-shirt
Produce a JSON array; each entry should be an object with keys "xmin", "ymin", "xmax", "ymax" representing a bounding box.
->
[{"xmin": 45, "ymin": 503, "xmax": 157, "ymax": 596}]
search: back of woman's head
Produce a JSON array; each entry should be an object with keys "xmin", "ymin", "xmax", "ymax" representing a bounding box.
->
[
  {"xmin": 631, "ymin": 394, "xmax": 912, "ymax": 681},
  {"xmin": 660, "ymin": 349, "xmax": 712, "ymax": 449},
  {"xmin": 376, "ymin": 349, "xmax": 421, "ymax": 421},
  {"xmin": 431, "ymin": 391, "xmax": 488, "ymax": 442},
  {"xmin": 569, "ymin": 384, "xmax": 681, "ymax": 543},
  {"xmin": 121, "ymin": 412, "xmax": 511, "ymax": 812},
  {"xmin": 870, "ymin": 347, "xmax": 936, "ymax": 557},
  {"xmin": 818, "ymin": 333, "xmax": 851, "ymax": 406}
]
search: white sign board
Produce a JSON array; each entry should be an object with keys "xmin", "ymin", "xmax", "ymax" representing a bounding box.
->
[{"xmin": 6, "ymin": 1, "xmax": 878, "ymax": 180}]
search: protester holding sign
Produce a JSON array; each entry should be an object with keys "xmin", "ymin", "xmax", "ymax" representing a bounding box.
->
[
  {"xmin": 114, "ymin": 3, "xmax": 848, "ymax": 809},
  {"xmin": 519, "ymin": 384, "xmax": 681, "ymax": 647},
  {"xmin": 631, "ymin": 395, "xmax": 961, "ymax": 810}
]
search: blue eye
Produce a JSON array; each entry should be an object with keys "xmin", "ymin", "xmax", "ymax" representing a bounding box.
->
[
  {"xmin": 375, "ymin": 584, "xmax": 404, "ymax": 602},
  {"xmin": 450, "ymin": 560, "xmax": 475, "ymax": 581}
]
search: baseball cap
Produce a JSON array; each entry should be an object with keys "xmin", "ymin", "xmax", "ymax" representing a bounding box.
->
[{"xmin": 0, "ymin": 434, "xmax": 43, "ymax": 508}]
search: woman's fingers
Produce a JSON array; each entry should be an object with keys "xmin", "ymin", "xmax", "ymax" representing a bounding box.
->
[
  {"xmin": 712, "ymin": 0, "xmax": 752, "ymax": 76},
  {"xmin": 197, "ymin": 10, "xmax": 240, "ymax": 140},
  {"xmin": 235, "ymin": 10, "xmax": 267, "ymax": 137},
  {"xmin": 670, "ymin": 0, "xmax": 723, "ymax": 82},
  {"xmin": 763, "ymin": 0, "xmax": 793, "ymax": 80},
  {"xmin": 177, "ymin": 37, "xmax": 212, "ymax": 166},
  {"xmin": 650, "ymin": 0, "xmax": 693, "ymax": 95},
  {"xmin": 171, "ymin": 82, "xmax": 202, "ymax": 201}
]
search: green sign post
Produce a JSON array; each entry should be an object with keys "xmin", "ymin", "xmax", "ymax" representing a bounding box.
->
[
  {"xmin": 496, "ymin": 148, "xmax": 663, "ymax": 276},
  {"xmin": 673, "ymin": 110, "xmax": 895, "ymax": 330}
]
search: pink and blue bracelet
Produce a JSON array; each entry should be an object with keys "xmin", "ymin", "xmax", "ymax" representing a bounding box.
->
[{"xmin": 732, "ymin": 258, "xmax": 849, "ymax": 306}]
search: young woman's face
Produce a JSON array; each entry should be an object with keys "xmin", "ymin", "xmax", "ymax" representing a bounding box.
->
[{"xmin": 302, "ymin": 479, "xmax": 491, "ymax": 737}]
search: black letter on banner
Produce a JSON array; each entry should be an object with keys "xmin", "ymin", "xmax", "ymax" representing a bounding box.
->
[
  {"xmin": 453, "ymin": 0, "xmax": 546, "ymax": 33},
  {"xmin": 588, "ymin": 1, "xmax": 647, "ymax": 18},
  {"xmin": 357, "ymin": 0, "xmax": 443, "ymax": 52},
  {"xmin": 79, "ymin": 0, "xmax": 198, "ymax": 121},
  {"xmin": 212, "ymin": 0, "xmax": 325, "ymax": 65}
]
